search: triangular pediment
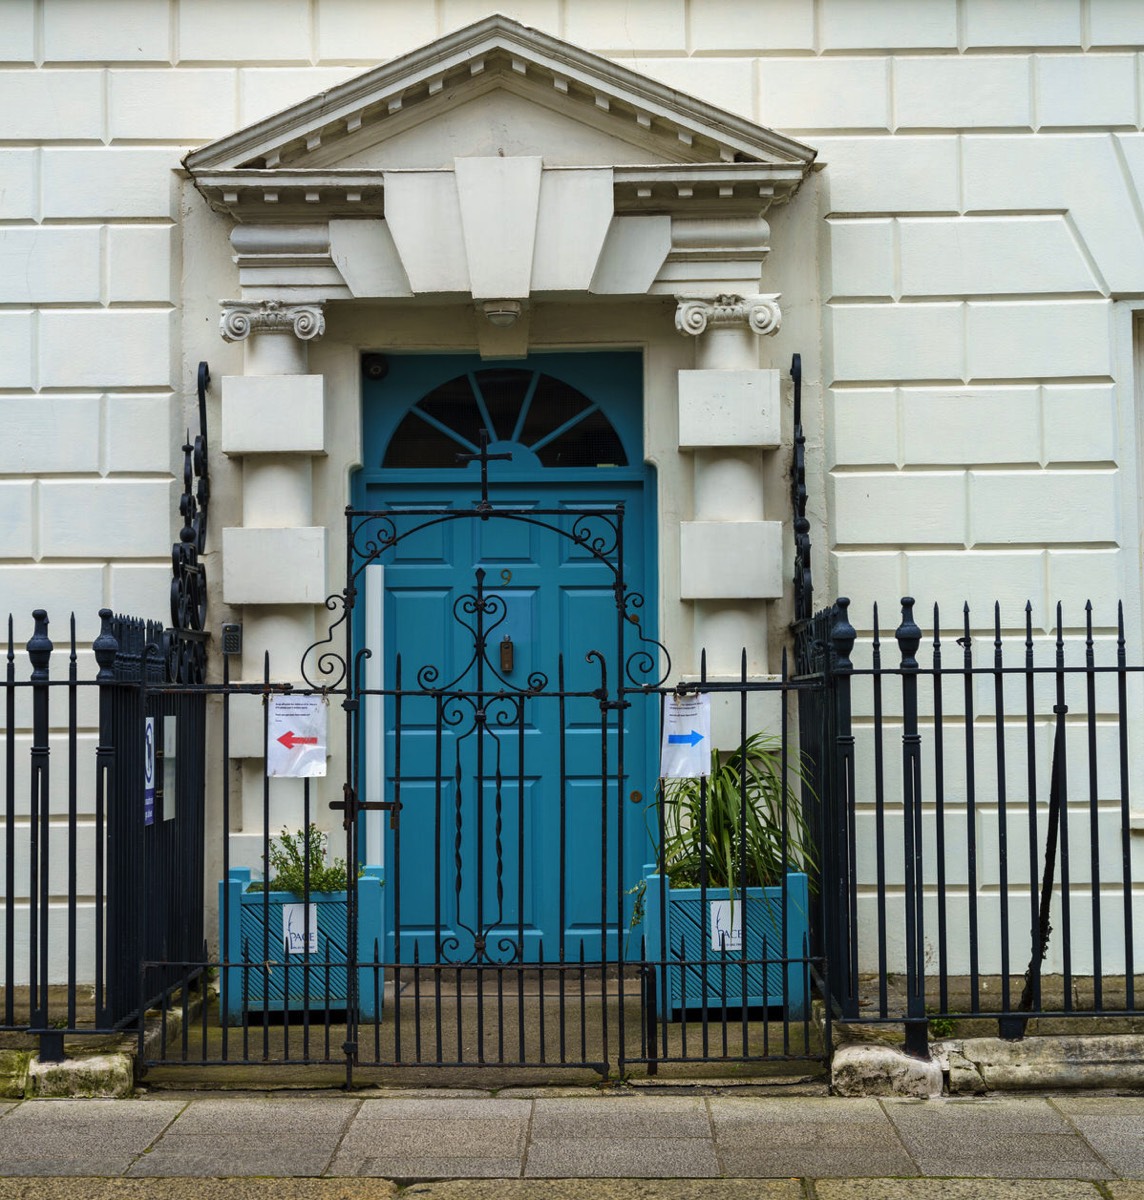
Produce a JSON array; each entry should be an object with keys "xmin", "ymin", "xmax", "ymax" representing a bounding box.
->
[{"xmin": 186, "ymin": 14, "xmax": 814, "ymax": 203}]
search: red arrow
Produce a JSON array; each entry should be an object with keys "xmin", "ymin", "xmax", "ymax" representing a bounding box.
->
[{"xmin": 277, "ymin": 730, "xmax": 319, "ymax": 750}]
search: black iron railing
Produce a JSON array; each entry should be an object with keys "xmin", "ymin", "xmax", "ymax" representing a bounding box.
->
[
  {"xmin": 805, "ymin": 595, "xmax": 1142, "ymax": 1056},
  {"xmin": 0, "ymin": 609, "xmax": 208, "ymax": 1059},
  {"xmin": 5, "ymin": 345, "xmax": 1142, "ymax": 1083}
]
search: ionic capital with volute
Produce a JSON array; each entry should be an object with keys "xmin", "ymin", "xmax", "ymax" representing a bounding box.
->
[
  {"xmin": 675, "ymin": 293, "xmax": 782, "ymax": 338},
  {"xmin": 219, "ymin": 299, "xmax": 326, "ymax": 343}
]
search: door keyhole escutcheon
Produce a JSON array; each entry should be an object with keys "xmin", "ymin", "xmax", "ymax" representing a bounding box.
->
[{"xmin": 500, "ymin": 635, "xmax": 514, "ymax": 673}]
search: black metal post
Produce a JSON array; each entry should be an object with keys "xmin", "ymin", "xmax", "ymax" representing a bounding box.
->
[
  {"xmin": 896, "ymin": 598, "xmax": 928, "ymax": 1060},
  {"xmin": 93, "ymin": 610, "xmax": 118, "ymax": 1028},
  {"xmin": 829, "ymin": 599, "xmax": 857, "ymax": 1020},
  {"xmin": 28, "ymin": 611, "xmax": 62, "ymax": 1061},
  {"xmin": 4, "ymin": 616, "xmax": 15, "ymax": 1029}
]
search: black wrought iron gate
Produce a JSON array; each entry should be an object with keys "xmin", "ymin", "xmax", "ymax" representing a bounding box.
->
[
  {"xmin": 141, "ymin": 362, "xmax": 827, "ymax": 1084},
  {"xmin": 304, "ymin": 434, "xmax": 670, "ymax": 1080}
]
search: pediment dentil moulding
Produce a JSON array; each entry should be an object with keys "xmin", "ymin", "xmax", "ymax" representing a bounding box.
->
[{"xmin": 184, "ymin": 14, "xmax": 816, "ymax": 225}]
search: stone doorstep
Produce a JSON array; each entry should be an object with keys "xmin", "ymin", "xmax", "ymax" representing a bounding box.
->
[{"xmin": 831, "ymin": 1034, "xmax": 1144, "ymax": 1098}]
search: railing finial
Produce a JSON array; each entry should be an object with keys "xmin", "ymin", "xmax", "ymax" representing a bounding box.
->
[
  {"xmin": 830, "ymin": 597, "xmax": 856, "ymax": 672},
  {"xmin": 895, "ymin": 596, "xmax": 921, "ymax": 669}
]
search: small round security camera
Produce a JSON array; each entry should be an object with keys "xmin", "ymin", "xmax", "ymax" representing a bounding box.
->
[{"xmin": 361, "ymin": 353, "xmax": 389, "ymax": 380}]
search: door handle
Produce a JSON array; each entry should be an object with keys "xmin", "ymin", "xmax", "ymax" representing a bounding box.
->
[{"xmin": 500, "ymin": 635, "xmax": 514, "ymax": 673}]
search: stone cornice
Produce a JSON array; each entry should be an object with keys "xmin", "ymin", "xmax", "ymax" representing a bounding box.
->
[
  {"xmin": 220, "ymin": 300, "xmax": 326, "ymax": 342},
  {"xmin": 192, "ymin": 162, "xmax": 804, "ymax": 224},
  {"xmin": 193, "ymin": 170, "xmax": 386, "ymax": 221},
  {"xmin": 612, "ymin": 164, "xmax": 806, "ymax": 214},
  {"xmin": 675, "ymin": 294, "xmax": 782, "ymax": 337}
]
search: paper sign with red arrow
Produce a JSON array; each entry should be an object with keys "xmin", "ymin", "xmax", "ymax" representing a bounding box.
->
[
  {"xmin": 267, "ymin": 694, "xmax": 327, "ymax": 778},
  {"xmin": 277, "ymin": 730, "xmax": 319, "ymax": 750}
]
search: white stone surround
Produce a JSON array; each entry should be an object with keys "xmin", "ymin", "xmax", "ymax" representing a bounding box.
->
[{"xmin": 1, "ymin": 0, "xmax": 1143, "ymax": 978}]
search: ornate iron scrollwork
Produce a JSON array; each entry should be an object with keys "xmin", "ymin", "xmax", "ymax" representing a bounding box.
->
[
  {"xmin": 168, "ymin": 361, "xmax": 211, "ymax": 683},
  {"xmin": 306, "ymin": 420, "xmax": 673, "ymax": 967},
  {"xmin": 790, "ymin": 353, "xmax": 813, "ymax": 630}
]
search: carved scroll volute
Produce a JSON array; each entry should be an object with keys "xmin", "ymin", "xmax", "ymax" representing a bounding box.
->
[{"xmin": 675, "ymin": 293, "xmax": 782, "ymax": 338}]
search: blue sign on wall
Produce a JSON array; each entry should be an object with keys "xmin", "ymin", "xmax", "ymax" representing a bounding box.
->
[{"xmin": 144, "ymin": 717, "xmax": 155, "ymax": 825}]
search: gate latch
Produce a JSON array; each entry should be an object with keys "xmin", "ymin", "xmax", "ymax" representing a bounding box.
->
[{"xmin": 500, "ymin": 635, "xmax": 514, "ymax": 674}]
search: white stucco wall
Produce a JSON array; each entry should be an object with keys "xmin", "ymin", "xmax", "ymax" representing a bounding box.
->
[
  {"xmin": 2, "ymin": 0, "xmax": 1144, "ymax": 981},
  {"xmin": 4, "ymin": 0, "xmax": 1141, "ymax": 629}
]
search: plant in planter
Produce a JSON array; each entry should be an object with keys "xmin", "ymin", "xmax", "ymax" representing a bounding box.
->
[
  {"xmin": 640, "ymin": 733, "xmax": 815, "ymax": 1019},
  {"xmin": 218, "ymin": 825, "xmax": 384, "ymax": 1025}
]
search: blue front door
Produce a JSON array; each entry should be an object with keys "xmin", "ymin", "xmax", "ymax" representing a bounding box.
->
[{"xmin": 356, "ymin": 353, "xmax": 656, "ymax": 965}]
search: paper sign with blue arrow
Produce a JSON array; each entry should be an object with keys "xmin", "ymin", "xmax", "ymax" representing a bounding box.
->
[{"xmin": 660, "ymin": 692, "xmax": 711, "ymax": 779}]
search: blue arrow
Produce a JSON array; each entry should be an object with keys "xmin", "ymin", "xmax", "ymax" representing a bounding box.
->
[{"xmin": 668, "ymin": 729, "xmax": 704, "ymax": 747}]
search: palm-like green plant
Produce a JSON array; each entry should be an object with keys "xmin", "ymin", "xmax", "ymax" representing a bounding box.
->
[{"xmin": 658, "ymin": 733, "xmax": 816, "ymax": 889}]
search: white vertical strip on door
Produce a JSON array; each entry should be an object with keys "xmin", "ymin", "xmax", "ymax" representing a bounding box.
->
[{"xmin": 365, "ymin": 562, "xmax": 384, "ymax": 867}]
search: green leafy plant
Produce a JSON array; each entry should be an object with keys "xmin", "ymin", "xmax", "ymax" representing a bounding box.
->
[
  {"xmin": 248, "ymin": 825, "xmax": 352, "ymax": 895},
  {"xmin": 658, "ymin": 732, "xmax": 816, "ymax": 889},
  {"xmin": 927, "ymin": 1008, "xmax": 957, "ymax": 1039}
]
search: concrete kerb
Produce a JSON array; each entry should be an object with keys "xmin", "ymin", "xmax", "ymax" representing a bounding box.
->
[
  {"xmin": 941, "ymin": 1034, "xmax": 1144, "ymax": 1095},
  {"xmin": 27, "ymin": 1053, "xmax": 134, "ymax": 1099},
  {"xmin": 17, "ymin": 1014, "xmax": 1144, "ymax": 1100},
  {"xmin": 0, "ymin": 1050, "xmax": 31, "ymax": 1099},
  {"xmin": 830, "ymin": 1034, "xmax": 1144, "ymax": 1098},
  {"xmin": 16, "ymin": 987, "xmax": 201, "ymax": 1099},
  {"xmin": 830, "ymin": 1043, "xmax": 943, "ymax": 1098}
]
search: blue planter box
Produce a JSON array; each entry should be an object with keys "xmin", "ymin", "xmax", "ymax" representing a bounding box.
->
[
  {"xmin": 642, "ymin": 870, "xmax": 810, "ymax": 1021},
  {"xmin": 218, "ymin": 866, "xmax": 384, "ymax": 1025}
]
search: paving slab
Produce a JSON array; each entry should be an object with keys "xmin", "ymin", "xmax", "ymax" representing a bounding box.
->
[
  {"xmin": 0, "ymin": 1183, "xmax": 399, "ymax": 1200},
  {"xmin": 1109, "ymin": 1185, "xmax": 1144, "ymax": 1198},
  {"xmin": 127, "ymin": 1097, "xmax": 358, "ymax": 1178},
  {"xmin": 530, "ymin": 1096, "xmax": 710, "ymax": 1138},
  {"xmin": 708, "ymin": 1096, "xmax": 917, "ymax": 1178},
  {"xmin": 342, "ymin": 1120, "xmax": 525, "ymax": 1178},
  {"xmin": 500, "ymin": 1086, "xmax": 637, "ymax": 1099},
  {"xmin": 354, "ymin": 1154, "xmax": 522, "ymax": 1178},
  {"xmin": 405, "ymin": 1182, "xmax": 800, "ymax": 1199},
  {"xmin": 882, "ymin": 1097, "xmax": 1111, "ymax": 1179},
  {"xmin": 350, "ymin": 1097, "xmax": 531, "ymax": 1120},
  {"xmin": 362, "ymin": 1088, "xmax": 493, "ymax": 1100},
  {"xmin": 353, "ymin": 1117, "xmax": 524, "ymax": 1157},
  {"xmin": 1050, "ymin": 1096, "xmax": 1144, "ymax": 1179},
  {"xmin": 330, "ymin": 1096, "xmax": 530, "ymax": 1179},
  {"xmin": 0, "ymin": 1100, "xmax": 184, "ymax": 1176},
  {"xmin": 523, "ymin": 1135, "xmax": 721, "ymax": 1178},
  {"xmin": 816, "ymin": 1183, "xmax": 1105, "ymax": 1200}
]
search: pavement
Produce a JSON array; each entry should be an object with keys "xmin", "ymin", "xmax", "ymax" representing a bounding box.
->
[{"xmin": 0, "ymin": 1091, "xmax": 1141, "ymax": 1197}]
